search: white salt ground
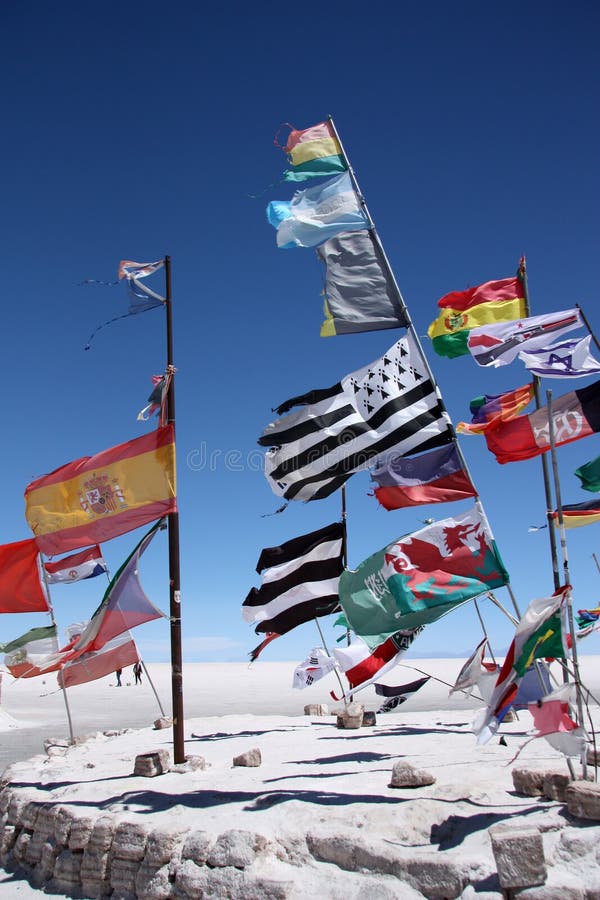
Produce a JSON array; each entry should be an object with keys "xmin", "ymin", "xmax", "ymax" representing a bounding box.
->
[{"xmin": 0, "ymin": 658, "xmax": 599, "ymax": 898}]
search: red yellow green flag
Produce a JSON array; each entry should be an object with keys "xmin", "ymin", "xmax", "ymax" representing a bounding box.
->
[{"xmin": 25, "ymin": 425, "xmax": 176, "ymax": 554}]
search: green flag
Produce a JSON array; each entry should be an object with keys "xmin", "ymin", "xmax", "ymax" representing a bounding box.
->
[
  {"xmin": 574, "ymin": 455, "xmax": 600, "ymax": 493},
  {"xmin": 0, "ymin": 625, "xmax": 56, "ymax": 654}
]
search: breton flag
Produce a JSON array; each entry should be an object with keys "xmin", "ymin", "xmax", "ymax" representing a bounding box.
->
[
  {"xmin": 260, "ymin": 333, "xmax": 452, "ymax": 502},
  {"xmin": 370, "ymin": 444, "xmax": 476, "ymax": 510},
  {"xmin": 339, "ymin": 507, "xmax": 509, "ymax": 649},
  {"xmin": 44, "ymin": 545, "xmax": 108, "ymax": 584},
  {"xmin": 456, "ymin": 384, "xmax": 535, "ymax": 436},
  {"xmin": 2, "ymin": 626, "xmax": 59, "ymax": 678},
  {"xmin": 59, "ymin": 632, "xmax": 140, "ymax": 688},
  {"xmin": 473, "ymin": 587, "xmax": 568, "ymax": 744},
  {"xmin": 243, "ymin": 522, "xmax": 343, "ymax": 638},
  {"xmin": 278, "ymin": 120, "xmax": 347, "ymax": 182},
  {"xmin": 25, "ymin": 425, "xmax": 177, "ymax": 555},
  {"xmin": 316, "ymin": 231, "xmax": 408, "ymax": 337},
  {"xmin": 292, "ymin": 647, "xmax": 337, "ymax": 689},
  {"xmin": 428, "ymin": 274, "xmax": 526, "ymax": 359},
  {"xmin": 0, "ymin": 538, "xmax": 49, "ymax": 614},
  {"xmin": 266, "ymin": 172, "xmax": 368, "ymax": 249},
  {"xmin": 518, "ymin": 335, "xmax": 600, "ymax": 379},
  {"xmin": 467, "ymin": 308, "xmax": 582, "ymax": 368},
  {"xmin": 485, "ymin": 379, "xmax": 600, "ymax": 464}
]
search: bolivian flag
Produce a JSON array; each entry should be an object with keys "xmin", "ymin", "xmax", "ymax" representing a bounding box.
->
[
  {"xmin": 282, "ymin": 121, "xmax": 347, "ymax": 182},
  {"xmin": 428, "ymin": 275, "xmax": 526, "ymax": 359},
  {"xmin": 25, "ymin": 425, "xmax": 176, "ymax": 554},
  {"xmin": 553, "ymin": 499, "xmax": 600, "ymax": 529}
]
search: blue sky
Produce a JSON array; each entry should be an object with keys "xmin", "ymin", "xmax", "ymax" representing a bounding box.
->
[{"xmin": 1, "ymin": 1, "xmax": 599, "ymax": 668}]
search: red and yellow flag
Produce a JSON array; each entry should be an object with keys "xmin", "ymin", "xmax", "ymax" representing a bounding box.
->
[{"xmin": 25, "ymin": 425, "xmax": 176, "ymax": 554}]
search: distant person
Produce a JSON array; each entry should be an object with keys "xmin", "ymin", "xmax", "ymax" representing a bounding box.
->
[
  {"xmin": 133, "ymin": 662, "xmax": 142, "ymax": 685},
  {"xmin": 115, "ymin": 668, "xmax": 122, "ymax": 687}
]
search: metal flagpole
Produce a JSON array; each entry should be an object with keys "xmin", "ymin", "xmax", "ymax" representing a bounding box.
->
[
  {"xmin": 521, "ymin": 259, "xmax": 562, "ymax": 591},
  {"xmin": 473, "ymin": 599, "xmax": 497, "ymax": 666},
  {"xmin": 575, "ymin": 303, "xmax": 600, "ymax": 354},
  {"xmin": 328, "ymin": 115, "xmax": 520, "ymax": 627},
  {"xmin": 546, "ymin": 389, "xmax": 587, "ymax": 779},
  {"xmin": 40, "ymin": 561, "xmax": 75, "ymax": 744},
  {"xmin": 141, "ymin": 660, "xmax": 166, "ymax": 718},
  {"xmin": 164, "ymin": 255, "xmax": 185, "ymax": 764}
]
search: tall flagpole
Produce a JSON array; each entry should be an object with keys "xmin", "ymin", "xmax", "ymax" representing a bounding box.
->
[
  {"xmin": 328, "ymin": 115, "xmax": 520, "ymax": 624},
  {"xmin": 164, "ymin": 255, "xmax": 185, "ymax": 764},
  {"xmin": 520, "ymin": 259, "xmax": 562, "ymax": 591},
  {"xmin": 40, "ymin": 562, "xmax": 75, "ymax": 744}
]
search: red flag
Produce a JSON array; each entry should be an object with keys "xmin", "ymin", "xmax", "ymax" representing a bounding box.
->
[
  {"xmin": 59, "ymin": 633, "xmax": 140, "ymax": 688},
  {"xmin": 485, "ymin": 380, "xmax": 600, "ymax": 463},
  {"xmin": 0, "ymin": 539, "xmax": 49, "ymax": 613}
]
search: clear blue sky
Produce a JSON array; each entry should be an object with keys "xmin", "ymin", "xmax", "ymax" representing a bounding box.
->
[{"xmin": 1, "ymin": 1, "xmax": 599, "ymax": 668}]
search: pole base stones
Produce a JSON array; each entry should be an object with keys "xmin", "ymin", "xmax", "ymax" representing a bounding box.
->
[
  {"xmin": 388, "ymin": 761, "xmax": 435, "ymax": 788},
  {"xmin": 232, "ymin": 748, "xmax": 262, "ymax": 767},
  {"xmin": 490, "ymin": 826, "xmax": 546, "ymax": 890},
  {"xmin": 336, "ymin": 703, "xmax": 364, "ymax": 729},
  {"xmin": 565, "ymin": 781, "xmax": 600, "ymax": 820},
  {"xmin": 133, "ymin": 750, "xmax": 171, "ymax": 777},
  {"xmin": 304, "ymin": 704, "xmax": 329, "ymax": 716}
]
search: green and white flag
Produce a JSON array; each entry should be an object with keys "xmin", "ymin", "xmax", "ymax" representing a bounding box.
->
[{"xmin": 2, "ymin": 625, "xmax": 59, "ymax": 678}]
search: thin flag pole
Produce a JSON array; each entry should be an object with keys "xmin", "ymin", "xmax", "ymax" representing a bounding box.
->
[
  {"xmin": 164, "ymin": 255, "xmax": 185, "ymax": 765},
  {"xmin": 575, "ymin": 303, "xmax": 600, "ymax": 354},
  {"xmin": 40, "ymin": 560, "xmax": 75, "ymax": 745},
  {"xmin": 313, "ymin": 615, "xmax": 348, "ymax": 709},
  {"xmin": 141, "ymin": 660, "xmax": 166, "ymax": 718},
  {"xmin": 340, "ymin": 484, "xmax": 351, "ymax": 648},
  {"xmin": 593, "ymin": 553, "xmax": 600, "ymax": 577},
  {"xmin": 473, "ymin": 599, "xmax": 497, "ymax": 666},
  {"xmin": 328, "ymin": 115, "xmax": 520, "ymax": 628},
  {"xmin": 546, "ymin": 389, "xmax": 587, "ymax": 779},
  {"xmin": 521, "ymin": 259, "xmax": 561, "ymax": 591}
]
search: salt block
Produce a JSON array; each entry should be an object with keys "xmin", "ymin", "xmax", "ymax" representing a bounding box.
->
[
  {"xmin": 153, "ymin": 716, "xmax": 173, "ymax": 730},
  {"xmin": 336, "ymin": 702, "xmax": 364, "ymax": 729},
  {"xmin": 565, "ymin": 781, "xmax": 600, "ymax": 820},
  {"xmin": 232, "ymin": 748, "xmax": 262, "ymax": 767},
  {"xmin": 512, "ymin": 768, "xmax": 546, "ymax": 797},
  {"xmin": 490, "ymin": 826, "xmax": 546, "ymax": 890},
  {"xmin": 304, "ymin": 704, "xmax": 329, "ymax": 716},
  {"xmin": 362, "ymin": 711, "xmax": 377, "ymax": 727},
  {"xmin": 133, "ymin": 750, "xmax": 171, "ymax": 777},
  {"xmin": 388, "ymin": 761, "xmax": 435, "ymax": 788}
]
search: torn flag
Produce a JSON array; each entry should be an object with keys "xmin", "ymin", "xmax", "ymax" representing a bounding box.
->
[
  {"xmin": 259, "ymin": 332, "xmax": 452, "ymax": 502},
  {"xmin": 44, "ymin": 545, "xmax": 108, "ymax": 584},
  {"xmin": 449, "ymin": 638, "xmax": 496, "ymax": 695},
  {"xmin": 467, "ymin": 308, "xmax": 581, "ymax": 368},
  {"xmin": 25, "ymin": 425, "xmax": 177, "ymax": 555},
  {"xmin": 456, "ymin": 384, "xmax": 535, "ymax": 436},
  {"xmin": 527, "ymin": 683, "xmax": 586, "ymax": 757},
  {"xmin": 243, "ymin": 522, "xmax": 343, "ymax": 638},
  {"xmin": 552, "ymin": 499, "xmax": 600, "ymax": 529},
  {"xmin": 518, "ymin": 334, "xmax": 600, "ymax": 379},
  {"xmin": 574, "ymin": 454, "xmax": 600, "ymax": 493},
  {"xmin": 339, "ymin": 507, "xmax": 509, "ymax": 649},
  {"xmin": 428, "ymin": 274, "xmax": 526, "ymax": 359},
  {"xmin": 292, "ymin": 647, "xmax": 336, "ymax": 689},
  {"xmin": 316, "ymin": 231, "xmax": 407, "ymax": 336},
  {"xmin": 137, "ymin": 373, "xmax": 170, "ymax": 423},
  {"xmin": 473, "ymin": 587, "xmax": 568, "ymax": 744},
  {"xmin": 3, "ymin": 626, "xmax": 59, "ymax": 678},
  {"xmin": 370, "ymin": 444, "xmax": 476, "ymax": 510},
  {"xmin": 484, "ymin": 379, "xmax": 600, "ymax": 464},
  {"xmin": 279, "ymin": 120, "xmax": 347, "ymax": 182},
  {"xmin": 266, "ymin": 172, "xmax": 368, "ymax": 249},
  {"xmin": 84, "ymin": 259, "xmax": 165, "ymax": 349},
  {"xmin": 375, "ymin": 676, "xmax": 430, "ymax": 712},
  {"xmin": 0, "ymin": 538, "xmax": 49, "ymax": 613}
]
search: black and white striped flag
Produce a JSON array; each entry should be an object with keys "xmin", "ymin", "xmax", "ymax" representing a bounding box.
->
[
  {"xmin": 259, "ymin": 333, "xmax": 452, "ymax": 501},
  {"xmin": 242, "ymin": 522, "xmax": 343, "ymax": 637}
]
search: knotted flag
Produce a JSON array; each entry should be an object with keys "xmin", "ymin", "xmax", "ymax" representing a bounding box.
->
[{"xmin": 277, "ymin": 120, "xmax": 347, "ymax": 182}]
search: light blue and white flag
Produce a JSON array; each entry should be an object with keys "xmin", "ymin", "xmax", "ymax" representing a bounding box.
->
[
  {"xmin": 266, "ymin": 172, "xmax": 369, "ymax": 249},
  {"xmin": 518, "ymin": 335, "xmax": 600, "ymax": 379}
]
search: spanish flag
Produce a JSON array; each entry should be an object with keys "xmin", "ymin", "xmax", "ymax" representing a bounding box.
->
[{"xmin": 25, "ymin": 425, "xmax": 176, "ymax": 554}]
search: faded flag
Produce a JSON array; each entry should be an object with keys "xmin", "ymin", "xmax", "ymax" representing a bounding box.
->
[
  {"xmin": 331, "ymin": 629, "xmax": 423, "ymax": 697},
  {"xmin": 0, "ymin": 538, "xmax": 49, "ymax": 613},
  {"xmin": 260, "ymin": 333, "xmax": 452, "ymax": 502},
  {"xmin": 449, "ymin": 638, "xmax": 497, "ymax": 696},
  {"xmin": 467, "ymin": 308, "xmax": 582, "ymax": 368},
  {"xmin": 25, "ymin": 425, "xmax": 177, "ymax": 555},
  {"xmin": 243, "ymin": 523, "xmax": 343, "ymax": 638},
  {"xmin": 3, "ymin": 626, "xmax": 59, "ymax": 678},
  {"xmin": 428, "ymin": 274, "xmax": 526, "ymax": 359},
  {"xmin": 84, "ymin": 259, "xmax": 165, "ymax": 349},
  {"xmin": 552, "ymin": 499, "xmax": 600, "ymax": 529},
  {"xmin": 59, "ymin": 632, "xmax": 140, "ymax": 688},
  {"xmin": 370, "ymin": 444, "xmax": 476, "ymax": 510},
  {"xmin": 473, "ymin": 587, "xmax": 568, "ymax": 744},
  {"xmin": 292, "ymin": 647, "xmax": 336, "ymax": 689},
  {"xmin": 44, "ymin": 545, "xmax": 108, "ymax": 584},
  {"xmin": 375, "ymin": 676, "xmax": 430, "ymax": 712},
  {"xmin": 518, "ymin": 335, "xmax": 600, "ymax": 379},
  {"xmin": 266, "ymin": 172, "xmax": 368, "ymax": 249},
  {"xmin": 278, "ymin": 120, "xmax": 347, "ymax": 182},
  {"xmin": 339, "ymin": 507, "xmax": 509, "ymax": 649},
  {"xmin": 527, "ymin": 683, "xmax": 586, "ymax": 757},
  {"xmin": 485, "ymin": 379, "xmax": 600, "ymax": 464},
  {"xmin": 316, "ymin": 231, "xmax": 407, "ymax": 336}
]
